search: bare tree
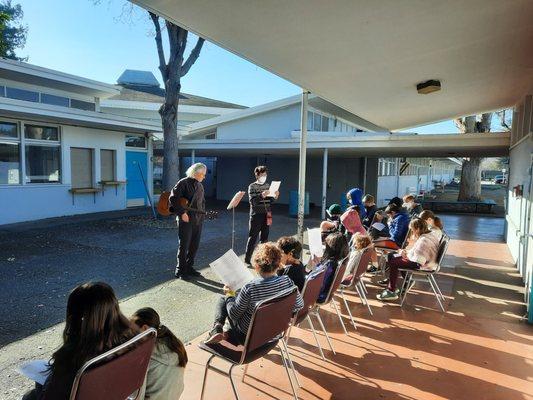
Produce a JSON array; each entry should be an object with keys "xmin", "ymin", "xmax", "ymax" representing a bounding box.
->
[
  {"xmin": 149, "ymin": 13, "xmax": 204, "ymax": 190},
  {"xmin": 454, "ymin": 113, "xmax": 492, "ymax": 201}
]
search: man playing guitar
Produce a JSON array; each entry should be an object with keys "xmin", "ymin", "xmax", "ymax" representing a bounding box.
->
[{"xmin": 169, "ymin": 163, "xmax": 207, "ymax": 279}]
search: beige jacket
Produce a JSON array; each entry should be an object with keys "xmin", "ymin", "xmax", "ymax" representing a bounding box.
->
[{"xmin": 138, "ymin": 342, "xmax": 185, "ymax": 400}]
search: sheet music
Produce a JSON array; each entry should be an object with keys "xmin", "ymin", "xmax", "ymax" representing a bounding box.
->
[
  {"xmin": 17, "ymin": 360, "xmax": 50, "ymax": 385},
  {"xmin": 371, "ymin": 222, "xmax": 386, "ymax": 231},
  {"xmin": 307, "ymin": 228, "xmax": 324, "ymax": 258},
  {"xmin": 227, "ymin": 191, "xmax": 246, "ymax": 210},
  {"xmin": 210, "ymin": 249, "xmax": 255, "ymax": 291},
  {"xmin": 268, "ymin": 181, "xmax": 281, "ymax": 197}
]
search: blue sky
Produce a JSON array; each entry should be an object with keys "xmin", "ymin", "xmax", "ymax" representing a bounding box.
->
[{"xmin": 15, "ymin": 0, "xmax": 506, "ymax": 134}]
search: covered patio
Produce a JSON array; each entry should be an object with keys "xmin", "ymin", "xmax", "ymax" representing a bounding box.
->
[{"xmin": 179, "ymin": 214, "xmax": 531, "ymax": 400}]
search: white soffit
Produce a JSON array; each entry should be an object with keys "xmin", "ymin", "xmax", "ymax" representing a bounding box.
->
[{"xmin": 131, "ymin": 0, "xmax": 533, "ymax": 130}]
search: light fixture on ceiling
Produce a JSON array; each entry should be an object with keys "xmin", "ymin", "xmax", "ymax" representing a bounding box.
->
[{"xmin": 417, "ymin": 79, "xmax": 441, "ymax": 94}]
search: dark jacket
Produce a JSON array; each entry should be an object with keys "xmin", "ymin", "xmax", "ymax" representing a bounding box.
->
[
  {"xmin": 169, "ymin": 177, "xmax": 205, "ymax": 224},
  {"xmin": 317, "ymin": 259, "xmax": 337, "ymax": 303},
  {"xmin": 362, "ymin": 204, "xmax": 377, "ymax": 228},
  {"xmin": 278, "ymin": 262, "xmax": 307, "ymax": 292},
  {"xmin": 248, "ymin": 181, "xmax": 275, "ymax": 216},
  {"xmin": 389, "ymin": 211, "xmax": 410, "ymax": 246}
]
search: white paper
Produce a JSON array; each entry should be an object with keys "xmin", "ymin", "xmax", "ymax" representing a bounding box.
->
[
  {"xmin": 307, "ymin": 228, "xmax": 324, "ymax": 258},
  {"xmin": 210, "ymin": 249, "xmax": 255, "ymax": 291},
  {"xmin": 371, "ymin": 222, "xmax": 386, "ymax": 231},
  {"xmin": 17, "ymin": 360, "xmax": 50, "ymax": 385},
  {"xmin": 268, "ymin": 181, "xmax": 281, "ymax": 197}
]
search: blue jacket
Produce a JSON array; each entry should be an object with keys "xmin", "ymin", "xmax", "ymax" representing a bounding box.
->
[
  {"xmin": 347, "ymin": 188, "xmax": 366, "ymax": 219},
  {"xmin": 389, "ymin": 211, "xmax": 410, "ymax": 246}
]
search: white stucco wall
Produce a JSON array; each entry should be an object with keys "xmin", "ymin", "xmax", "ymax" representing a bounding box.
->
[
  {"xmin": 0, "ymin": 126, "xmax": 130, "ymax": 225},
  {"xmin": 216, "ymin": 104, "xmax": 301, "ymax": 140}
]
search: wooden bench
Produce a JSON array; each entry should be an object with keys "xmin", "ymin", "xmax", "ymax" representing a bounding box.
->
[{"xmin": 422, "ymin": 199, "xmax": 497, "ymax": 213}]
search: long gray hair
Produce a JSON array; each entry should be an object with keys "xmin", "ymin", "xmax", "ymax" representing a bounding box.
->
[{"xmin": 186, "ymin": 162, "xmax": 207, "ymax": 178}]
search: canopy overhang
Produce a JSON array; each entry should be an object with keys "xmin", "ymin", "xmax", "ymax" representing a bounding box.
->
[{"xmin": 131, "ymin": 0, "xmax": 533, "ymax": 130}]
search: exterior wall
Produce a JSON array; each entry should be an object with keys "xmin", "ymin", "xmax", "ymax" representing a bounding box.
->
[
  {"xmin": 100, "ymin": 106, "xmax": 218, "ymax": 126},
  {"xmin": 0, "ymin": 125, "xmax": 132, "ymax": 225},
  {"xmin": 215, "ymin": 155, "xmax": 365, "ymax": 208},
  {"xmin": 216, "ymin": 104, "xmax": 301, "ymax": 140}
]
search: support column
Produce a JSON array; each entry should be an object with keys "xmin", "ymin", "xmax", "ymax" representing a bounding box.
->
[
  {"xmin": 191, "ymin": 149, "xmax": 196, "ymax": 165},
  {"xmin": 321, "ymin": 148, "xmax": 329, "ymax": 220},
  {"xmin": 297, "ymin": 90, "xmax": 309, "ymax": 243},
  {"xmin": 395, "ymin": 158, "xmax": 401, "ymax": 197},
  {"xmin": 363, "ymin": 157, "xmax": 368, "ymax": 193}
]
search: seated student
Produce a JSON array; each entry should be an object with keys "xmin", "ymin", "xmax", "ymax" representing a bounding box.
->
[
  {"xmin": 361, "ymin": 194, "xmax": 378, "ymax": 228},
  {"xmin": 345, "ymin": 233, "xmax": 374, "ymax": 278},
  {"xmin": 205, "ymin": 242, "xmax": 304, "ymax": 344},
  {"xmin": 373, "ymin": 204, "xmax": 410, "ymax": 250},
  {"xmin": 367, "ymin": 210, "xmax": 390, "ymax": 239},
  {"xmin": 317, "ymin": 232, "xmax": 349, "ymax": 303},
  {"xmin": 403, "ymin": 194, "xmax": 423, "ymax": 218},
  {"xmin": 277, "ymin": 236, "xmax": 307, "ymax": 292},
  {"xmin": 22, "ymin": 282, "xmax": 138, "ymax": 400},
  {"xmin": 340, "ymin": 204, "xmax": 366, "ymax": 236},
  {"xmin": 377, "ymin": 218, "xmax": 440, "ymax": 301},
  {"xmin": 419, "ymin": 210, "xmax": 444, "ymax": 241},
  {"xmin": 346, "ymin": 187, "xmax": 367, "ymax": 219},
  {"xmin": 320, "ymin": 203, "xmax": 343, "ymax": 240},
  {"xmin": 132, "ymin": 308, "xmax": 187, "ymax": 400}
]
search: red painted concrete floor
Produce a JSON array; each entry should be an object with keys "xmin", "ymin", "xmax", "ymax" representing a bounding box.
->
[{"xmin": 182, "ymin": 216, "xmax": 533, "ymax": 400}]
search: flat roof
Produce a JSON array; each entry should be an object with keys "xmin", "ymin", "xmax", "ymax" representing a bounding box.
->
[{"xmin": 132, "ymin": 0, "xmax": 533, "ymax": 130}]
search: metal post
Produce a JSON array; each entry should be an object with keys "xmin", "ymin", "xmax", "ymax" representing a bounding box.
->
[
  {"xmin": 297, "ymin": 90, "xmax": 309, "ymax": 242},
  {"xmin": 191, "ymin": 149, "xmax": 196, "ymax": 165},
  {"xmin": 363, "ymin": 157, "xmax": 368, "ymax": 193},
  {"xmin": 231, "ymin": 207, "xmax": 236, "ymax": 250},
  {"xmin": 395, "ymin": 158, "xmax": 400, "ymax": 197},
  {"xmin": 321, "ymin": 148, "xmax": 328, "ymax": 220}
]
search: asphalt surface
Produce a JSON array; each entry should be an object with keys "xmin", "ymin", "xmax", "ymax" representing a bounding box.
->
[{"xmin": 0, "ymin": 203, "xmax": 320, "ymax": 400}]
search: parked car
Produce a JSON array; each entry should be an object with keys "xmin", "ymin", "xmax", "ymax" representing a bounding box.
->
[{"xmin": 494, "ymin": 175, "xmax": 507, "ymax": 184}]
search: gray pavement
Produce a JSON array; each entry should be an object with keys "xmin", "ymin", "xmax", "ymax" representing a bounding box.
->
[{"xmin": 0, "ymin": 203, "xmax": 320, "ymax": 400}]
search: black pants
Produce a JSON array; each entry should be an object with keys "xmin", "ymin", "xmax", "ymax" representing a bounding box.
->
[
  {"xmin": 175, "ymin": 218, "xmax": 203, "ymax": 275},
  {"xmin": 214, "ymin": 296, "xmax": 247, "ymax": 344},
  {"xmin": 245, "ymin": 213, "xmax": 269, "ymax": 263}
]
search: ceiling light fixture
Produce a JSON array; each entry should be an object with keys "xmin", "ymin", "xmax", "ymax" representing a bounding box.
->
[{"xmin": 417, "ymin": 79, "xmax": 441, "ymax": 94}]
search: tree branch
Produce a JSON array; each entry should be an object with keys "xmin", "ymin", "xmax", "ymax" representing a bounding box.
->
[
  {"xmin": 181, "ymin": 37, "xmax": 205, "ymax": 77},
  {"xmin": 497, "ymin": 110, "xmax": 512, "ymax": 131},
  {"xmin": 454, "ymin": 118, "xmax": 466, "ymax": 133},
  {"xmin": 149, "ymin": 12, "xmax": 167, "ymax": 79}
]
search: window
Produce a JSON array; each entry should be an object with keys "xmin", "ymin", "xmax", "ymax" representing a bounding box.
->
[
  {"xmin": 0, "ymin": 142, "xmax": 20, "ymax": 184},
  {"xmin": 321, "ymin": 115, "xmax": 329, "ymax": 131},
  {"xmin": 25, "ymin": 145, "xmax": 61, "ymax": 183},
  {"xmin": 71, "ymin": 147, "xmax": 93, "ymax": 189},
  {"xmin": 41, "ymin": 93, "xmax": 70, "ymax": 107},
  {"xmin": 125, "ymin": 135, "xmax": 146, "ymax": 148},
  {"xmin": 0, "ymin": 121, "xmax": 18, "ymax": 139},
  {"xmin": 6, "ymin": 87, "xmax": 39, "ymax": 103},
  {"xmin": 100, "ymin": 149, "xmax": 116, "ymax": 182},
  {"xmin": 25, "ymin": 125, "xmax": 59, "ymax": 141},
  {"xmin": 307, "ymin": 111, "xmax": 313, "ymax": 131},
  {"xmin": 0, "ymin": 86, "xmax": 5, "ymax": 97},
  {"xmin": 313, "ymin": 113, "xmax": 321, "ymax": 131},
  {"xmin": 70, "ymin": 99, "xmax": 96, "ymax": 111},
  {"xmin": 205, "ymin": 133, "xmax": 216, "ymax": 140}
]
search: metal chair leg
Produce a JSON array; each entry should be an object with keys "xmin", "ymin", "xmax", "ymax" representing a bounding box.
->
[
  {"xmin": 315, "ymin": 309, "xmax": 336, "ymax": 354},
  {"xmin": 340, "ymin": 289, "xmax": 357, "ymax": 330},
  {"xmin": 332, "ymin": 299, "xmax": 349, "ymax": 335},
  {"xmin": 400, "ymin": 272, "xmax": 414, "ymax": 306},
  {"xmin": 241, "ymin": 364, "xmax": 249, "ymax": 382},
  {"xmin": 306, "ymin": 315, "xmax": 326, "ymax": 360},
  {"xmin": 228, "ymin": 364, "xmax": 241, "ymax": 400},
  {"xmin": 281, "ymin": 338, "xmax": 301, "ymax": 387},
  {"xmin": 278, "ymin": 344, "xmax": 299, "ymax": 400},
  {"xmin": 427, "ymin": 275, "xmax": 445, "ymax": 312},
  {"xmin": 358, "ymin": 281, "xmax": 373, "ymax": 316},
  {"xmin": 430, "ymin": 274, "xmax": 445, "ymax": 302},
  {"xmin": 361, "ymin": 280, "xmax": 368, "ymax": 294},
  {"xmin": 200, "ymin": 355, "xmax": 215, "ymax": 400}
]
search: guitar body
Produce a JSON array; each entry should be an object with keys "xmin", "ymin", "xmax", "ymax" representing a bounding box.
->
[{"xmin": 156, "ymin": 191, "xmax": 218, "ymax": 220}]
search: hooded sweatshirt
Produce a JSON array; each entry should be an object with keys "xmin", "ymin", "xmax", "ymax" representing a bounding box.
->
[{"xmin": 347, "ymin": 188, "xmax": 366, "ymax": 219}]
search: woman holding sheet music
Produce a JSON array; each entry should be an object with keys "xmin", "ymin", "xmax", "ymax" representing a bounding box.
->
[{"xmin": 244, "ymin": 166, "xmax": 279, "ymax": 265}]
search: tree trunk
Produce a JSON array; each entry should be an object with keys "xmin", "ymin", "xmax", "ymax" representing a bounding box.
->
[
  {"xmin": 161, "ymin": 101, "xmax": 180, "ymax": 191},
  {"xmin": 458, "ymin": 157, "xmax": 482, "ymax": 201}
]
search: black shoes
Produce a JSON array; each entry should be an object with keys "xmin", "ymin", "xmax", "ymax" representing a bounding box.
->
[
  {"xmin": 175, "ymin": 268, "xmax": 202, "ymax": 279},
  {"xmin": 188, "ymin": 269, "xmax": 202, "ymax": 277},
  {"xmin": 175, "ymin": 272, "xmax": 190, "ymax": 280}
]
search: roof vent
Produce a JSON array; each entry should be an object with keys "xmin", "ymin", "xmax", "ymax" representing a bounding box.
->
[
  {"xmin": 117, "ymin": 70, "xmax": 160, "ymax": 87},
  {"xmin": 416, "ymin": 79, "xmax": 441, "ymax": 94}
]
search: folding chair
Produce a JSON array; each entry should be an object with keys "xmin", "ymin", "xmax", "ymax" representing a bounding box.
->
[
  {"xmin": 308, "ymin": 256, "xmax": 349, "ymax": 353},
  {"xmin": 374, "ymin": 228, "xmax": 411, "ymax": 276},
  {"xmin": 399, "ymin": 233, "xmax": 450, "ymax": 312},
  {"xmin": 339, "ymin": 248, "xmax": 374, "ymax": 329},
  {"xmin": 199, "ymin": 287, "xmax": 299, "ymax": 400},
  {"xmin": 68, "ymin": 328, "xmax": 157, "ymax": 400}
]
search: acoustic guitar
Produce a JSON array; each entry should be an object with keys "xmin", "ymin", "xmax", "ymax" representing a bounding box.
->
[{"xmin": 157, "ymin": 191, "xmax": 218, "ymax": 220}]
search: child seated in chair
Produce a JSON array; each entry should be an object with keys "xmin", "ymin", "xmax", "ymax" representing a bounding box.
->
[
  {"xmin": 316, "ymin": 232, "xmax": 349, "ymax": 303},
  {"xmin": 277, "ymin": 236, "xmax": 307, "ymax": 292},
  {"xmin": 345, "ymin": 233, "xmax": 373, "ymax": 280},
  {"xmin": 205, "ymin": 242, "xmax": 304, "ymax": 344}
]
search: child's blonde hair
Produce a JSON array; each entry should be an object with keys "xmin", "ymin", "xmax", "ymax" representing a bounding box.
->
[{"xmin": 353, "ymin": 233, "xmax": 372, "ymax": 250}]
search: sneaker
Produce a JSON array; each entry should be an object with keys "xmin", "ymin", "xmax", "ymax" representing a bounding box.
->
[
  {"xmin": 367, "ymin": 265, "xmax": 379, "ymax": 273},
  {"xmin": 376, "ymin": 289, "xmax": 399, "ymax": 302},
  {"xmin": 204, "ymin": 324, "xmax": 226, "ymax": 344},
  {"xmin": 377, "ymin": 278, "xmax": 389, "ymax": 287}
]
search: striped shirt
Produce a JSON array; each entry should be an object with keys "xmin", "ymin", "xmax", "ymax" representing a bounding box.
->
[
  {"xmin": 248, "ymin": 182, "xmax": 275, "ymax": 215},
  {"xmin": 227, "ymin": 275, "xmax": 304, "ymax": 334}
]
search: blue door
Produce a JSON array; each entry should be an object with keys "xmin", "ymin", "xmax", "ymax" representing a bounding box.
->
[{"xmin": 126, "ymin": 151, "xmax": 148, "ymax": 207}]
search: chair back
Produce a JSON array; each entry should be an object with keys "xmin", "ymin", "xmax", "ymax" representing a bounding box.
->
[
  {"xmin": 321, "ymin": 255, "xmax": 349, "ymax": 305},
  {"xmin": 294, "ymin": 267, "xmax": 326, "ymax": 325},
  {"xmin": 242, "ymin": 287, "xmax": 298, "ymax": 362},
  {"xmin": 433, "ymin": 233, "xmax": 450, "ymax": 273},
  {"xmin": 70, "ymin": 328, "xmax": 157, "ymax": 400},
  {"xmin": 401, "ymin": 228, "xmax": 412, "ymax": 249},
  {"xmin": 352, "ymin": 247, "xmax": 373, "ymax": 281}
]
